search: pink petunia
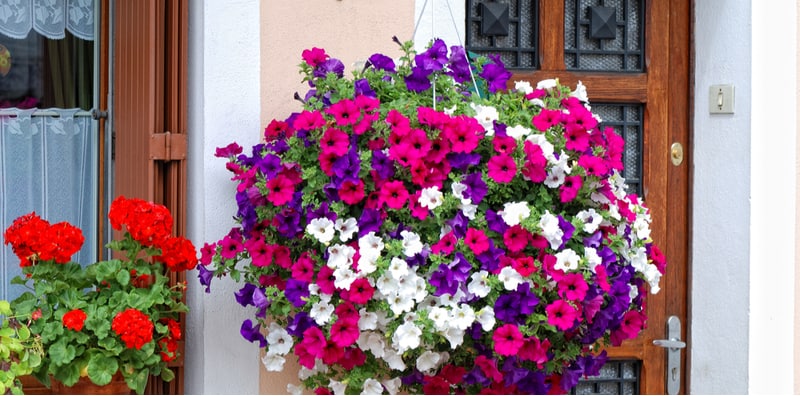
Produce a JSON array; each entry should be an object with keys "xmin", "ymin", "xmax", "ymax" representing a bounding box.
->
[
  {"xmin": 511, "ymin": 256, "xmax": 537, "ymax": 277},
  {"xmin": 474, "ymin": 355, "xmax": 503, "ymax": 383},
  {"xmin": 493, "ymin": 323, "xmax": 525, "ymax": 356},
  {"xmin": 444, "ymin": 116, "xmax": 482, "ymax": 153},
  {"xmin": 405, "ymin": 128, "xmax": 432, "ymax": 158},
  {"xmin": 464, "ymin": 228, "xmax": 490, "ymax": 255},
  {"xmin": 379, "ymin": 180, "xmax": 409, "ymax": 209},
  {"xmin": 564, "ymin": 127, "xmax": 590, "ymax": 152},
  {"xmin": 245, "ymin": 238, "xmax": 273, "ymax": 267},
  {"xmin": 301, "ymin": 47, "xmax": 328, "ymax": 67},
  {"xmin": 219, "ymin": 235, "xmax": 243, "ymax": 260},
  {"xmin": 326, "ymin": 99, "xmax": 361, "ymax": 126},
  {"xmin": 200, "ymin": 242, "xmax": 217, "ymax": 266},
  {"xmin": 291, "ymin": 252, "xmax": 316, "ymax": 282},
  {"xmin": 556, "ymin": 272, "xmax": 589, "ymax": 301},
  {"xmin": 321, "ymin": 340, "xmax": 345, "ymax": 365},
  {"xmin": 559, "ymin": 175, "xmax": 583, "ymax": 203},
  {"xmin": 338, "ymin": 179, "xmax": 366, "ymax": 205},
  {"xmin": 301, "ymin": 326, "xmax": 328, "ymax": 357},
  {"xmin": 316, "ymin": 265, "xmax": 337, "ymax": 294},
  {"xmin": 518, "ymin": 337, "xmax": 551, "ymax": 368},
  {"xmin": 318, "ymin": 151, "xmax": 338, "ymax": 176},
  {"xmin": 354, "ymin": 95, "xmax": 380, "ymax": 113},
  {"xmin": 545, "ymin": 299, "xmax": 580, "ymax": 331},
  {"xmin": 428, "ymin": 136, "xmax": 452, "ymax": 163},
  {"xmin": 388, "ymin": 142, "xmax": 414, "ymax": 167},
  {"xmin": 618, "ymin": 310, "xmax": 646, "ymax": 340},
  {"xmin": 492, "ymin": 135, "xmax": 517, "ymax": 154},
  {"xmin": 330, "ymin": 317, "xmax": 360, "ymax": 347},
  {"xmin": 408, "ymin": 190, "xmax": 430, "ymax": 220},
  {"xmin": 431, "ymin": 232, "xmax": 457, "ymax": 256},
  {"xmin": 385, "ymin": 109, "xmax": 410, "ymax": 131},
  {"xmin": 578, "ymin": 154, "xmax": 608, "ymax": 177},
  {"xmin": 503, "ymin": 225, "xmax": 531, "ymax": 253},
  {"xmin": 532, "ymin": 108, "xmax": 561, "ymax": 131},
  {"xmin": 487, "ymin": 154, "xmax": 517, "ymax": 183},
  {"xmin": 266, "ymin": 174, "xmax": 295, "ymax": 206},
  {"xmin": 292, "ymin": 110, "xmax": 326, "ymax": 131},
  {"xmin": 319, "ymin": 128, "xmax": 350, "ymax": 156},
  {"xmin": 343, "ymin": 277, "xmax": 375, "ymax": 305},
  {"xmin": 334, "ymin": 301, "xmax": 360, "ymax": 322},
  {"xmin": 272, "ymin": 244, "xmax": 292, "ymax": 268}
]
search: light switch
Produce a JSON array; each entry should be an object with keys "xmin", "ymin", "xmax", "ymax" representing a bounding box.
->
[{"xmin": 709, "ymin": 84, "xmax": 734, "ymax": 114}]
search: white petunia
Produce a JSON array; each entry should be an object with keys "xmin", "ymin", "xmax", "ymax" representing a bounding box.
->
[
  {"xmin": 388, "ymin": 257, "xmax": 409, "ymax": 279},
  {"xmin": 376, "ymin": 273, "xmax": 399, "ymax": 296},
  {"xmin": 451, "ymin": 182, "xmax": 469, "ymax": 202},
  {"xmin": 382, "ymin": 378, "xmax": 402, "ymax": 395},
  {"xmin": 286, "ymin": 384, "xmax": 303, "ymax": 395},
  {"xmin": 261, "ymin": 352, "xmax": 285, "ymax": 371},
  {"xmin": 388, "ymin": 293, "xmax": 415, "ymax": 316},
  {"xmin": 515, "ymin": 80, "xmax": 533, "ymax": 95},
  {"xmin": 460, "ymin": 201, "xmax": 478, "ymax": 220},
  {"xmin": 412, "ymin": 275, "xmax": 429, "ymax": 302},
  {"xmin": 476, "ymin": 306, "xmax": 496, "ymax": 331},
  {"xmin": 633, "ymin": 215, "xmax": 652, "ymax": 241},
  {"xmin": 555, "ymin": 248, "xmax": 581, "ymax": 272},
  {"xmin": 329, "ymin": 379, "xmax": 347, "ymax": 395},
  {"xmin": 537, "ymin": 78, "xmax": 558, "ymax": 90},
  {"xmin": 570, "ymin": 80, "xmax": 589, "ymax": 103},
  {"xmin": 467, "ymin": 270, "xmax": 492, "ymax": 298},
  {"xmin": 577, "ymin": 208, "xmax": 603, "ymax": 234},
  {"xmin": 327, "ymin": 244, "xmax": 355, "ymax": 269},
  {"xmin": 307, "ymin": 217, "xmax": 335, "ymax": 244},
  {"xmin": 428, "ymin": 306, "xmax": 450, "ymax": 331},
  {"xmin": 506, "ymin": 124, "xmax": 531, "ymax": 140},
  {"xmin": 500, "ymin": 201, "xmax": 531, "ymax": 226},
  {"xmin": 450, "ymin": 304, "xmax": 476, "ymax": 330},
  {"xmin": 418, "ymin": 186, "xmax": 444, "ymax": 209},
  {"xmin": 357, "ymin": 254, "xmax": 378, "ymax": 275},
  {"xmin": 393, "ymin": 322, "xmax": 422, "ymax": 353},
  {"xmin": 584, "ymin": 247, "xmax": 602, "ymax": 272},
  {"xmin": 358, "ymin": 309, "xmax": 378, "ymax": 330},
  {"xmin": 383, "ymin": 348, "xmax": 406, "ymax": 371},
  {"xmin": 357, "ymin": 331, "xmax": 386, "ymax": 358},
  {"xmin": 471, "ymin": 103, "xmax": 499, "ymax": 135},
  {"xmin": 335, "ymin": 217, "xmax": 358, "ymax": 242},
  {"xmin": 539, "ymin": 211, "xmax": 564, "ymax": 250},
  {"xmin": 401, "ymin": 230, "xmax": 423, "ymax": 257},
  {"xmin": 358, "ymin": 232, "xmax": 384, "ymax": 258},
  {"xmin": 498, "ymin": 266, "xmax": 524, "ymax": 291},
  {"xmin": 310, "ymin": 300, "xmax": 335, "ymax": 325},
  {"xmin": 266, "ymin": 323, "xmax": 293, "ymax": 355},
  {"xmin": 332, "ymin": 267, "xmax": 357, "ymax": 290},
  {"xmin": 416, "ymin": 350, "xmax": 442, "ymax": 374},
  {"xmin": 362, "ymin": 379, "xmax": 384, "ymax": 395},
  {"xmin": 443, "ymin": 327, "xmax": 465, "ymax": 348}
]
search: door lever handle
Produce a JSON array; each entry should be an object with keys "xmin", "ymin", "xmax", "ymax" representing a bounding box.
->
[{"xmin": 653, "ymin": 339, "xmax": 686, "ymax": 349}]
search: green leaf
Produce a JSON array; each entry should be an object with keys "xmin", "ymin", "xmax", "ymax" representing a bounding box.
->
[
  {"xmin": 116, "ymin": 269, "xmax": 131, "ymax": 286},
  {"xmin": 53, "ymin": 363, "xmax": 80, "ymax": 387},
  {"xmin": 126, "ymin": 368, "xmax": 149, "ymax": 395},
  {"xmin": 48, "ymin": 342, "xmax": 76, "ymax": 366},
  {"xmin": 0, "ymin": 300, "xmax": 10, "ymax": 315},
  {"xmin": 160, "ymin": 367, "xmax": 175, "ymax": 382},
  {"xmin": 87, "ymin": 354, "xmax": 118, "ymax": 385}
]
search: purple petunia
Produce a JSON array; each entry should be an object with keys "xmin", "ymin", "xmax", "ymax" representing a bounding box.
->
[
  {"xmin": 479, "ymin": 54, "xmax": 512, "ymax": 93},
  {"xmin": 404, "ymin": 66, "xmax": 433, "ymax": 92},
  {"xmin": 313, "ymin": 58, "xmax": 345, "ymax": 79},
  {"xmin": 367, "ymin": 53, "xmax": 396, "ymax": 72},
  {"xmin": 240, "ymin": 319, "xmax": 267, "ymax": 348}
]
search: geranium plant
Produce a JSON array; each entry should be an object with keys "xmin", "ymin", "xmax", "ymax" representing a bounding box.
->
[
  {"xmin": 200, "ymin": 37, "xmax": 666, "ymax": 394},
  {"xmin": 3, "ymin": 196, "xmax": 198, "ymax": 394}
]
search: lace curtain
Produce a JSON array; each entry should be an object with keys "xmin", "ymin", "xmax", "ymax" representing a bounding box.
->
[
  {"xmin": 0, "ymin": 109, "xmax": 97, "ymax": 299},
  {"xmin": 0, "ymin": 0, "xmax": 94, "ymax": 41}
]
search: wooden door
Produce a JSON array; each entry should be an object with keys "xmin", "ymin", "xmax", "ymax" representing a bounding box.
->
[
  {"xmin": 113, "ymin": 0, "xmax": 189, "ymax": 394},
  {"xmin": 467, "ymin": 0, "xmax": 690, "ymax": 393}
]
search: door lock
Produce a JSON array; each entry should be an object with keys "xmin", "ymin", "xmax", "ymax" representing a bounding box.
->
[{"xmin": 653, "ymin": 316, "xmax": 686, "ymax": 395}]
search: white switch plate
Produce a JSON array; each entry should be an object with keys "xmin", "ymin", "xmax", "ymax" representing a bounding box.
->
[{"xmin": 709, "ymin": 84, "xmax": 734, "ymax": 114}]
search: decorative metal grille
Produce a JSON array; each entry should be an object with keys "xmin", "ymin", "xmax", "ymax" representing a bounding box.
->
[
  {"xmin": 592, "ymin": 103, "xmax": 643, "ymax": 196},
  {"xmin": 564, "ymin": 0, "xmax": 644, "ymax": 72},
  {"xmin": 573, "ymin": 359, "xmax": 641, "ymax": 394},
  {"xmin": 465, "ymin": 0, "xmax": 538, "ymax": 69}
]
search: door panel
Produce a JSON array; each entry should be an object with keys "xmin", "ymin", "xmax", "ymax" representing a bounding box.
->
[
  {"xmin": 467, "ymin": 0, "xmax": 690, "ymax": 393},
  {"xmin": 113, "ymin": 0, "xmax": 188, "ymax": 394}
]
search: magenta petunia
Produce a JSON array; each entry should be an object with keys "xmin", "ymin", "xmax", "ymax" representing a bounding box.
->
[
  {"xmin": 379, "ymin": 180, "xmax": 409, "ymax": 209},
  {"xmin": 431, "ymin": 232, "xmax": 457, "ymax": 256},
  {"xmin": 464, "ymin": 228, "xmax": 490, "ymax": 255},
  {"xmin": 503, "ymin": 225, "xmax": 531, "ymax": 253},
  {"xmin": 292, "ymin": 109, "xmax": 326, "ymax": 131},
  {"xmin": 518, "ymin": 337, "xmax": 551, "ymax": 368},
  {"xmin": 487, "ymin": 154, "xmax": 517, "ymax": 183},
  {"xmin": 545, "ymin": 299, "xmax": 580, "ymax": 331},
  {"xmin": 344, "ymin": 277, "xmax": 375, "ymax": 305},
  {"xmin": 319, "ymin": 128, "xmax": 350, "ymax": 156},
  {"xmin": 564, "ymin": 127, "xmax": 590, "ymax": 152},
  {"xmin": 301, "ymin": 47, "xmax": 328, "ymax": 67},
  {"xmin": 326, "ymin": 98, "xmax": 361, "ymax": 126},
  {"xmin": 556, "ymin": 272, "xmax": 589, "ymax": 301},
  {"xmin": 492, "ymin": 135, "xmax": 517, "ymax": 154},
  {"xmin": 559, "ymin": 175, "xmax": 583, "ymax": 203},
  {"xmin": 532, "ymin": 108, "xmax": 561, "ymax": 131},
  {"xmin": 291, "ymin": 252, "xmax": 316, "ymax": 282},
  {"xmin": 338, "ymin": 179, "xmax": 366, "ymax": 205},
  {"xmin": 578, "ymin": 154, "xmax": 608, "ymax": 177},
  {"xmin": 493, "ymin": 323, "xmax": 525, "ymax": 356},
  {"xmin": 330, "ymin": 317, "xmax": 360, "ymax": 347},
  {"xmin": 266, "ymin": 174, "xmax": 295, "ymax": 206}
]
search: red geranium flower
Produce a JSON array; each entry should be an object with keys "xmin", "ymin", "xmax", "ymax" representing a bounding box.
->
[{"xmin": 62, "ymin": 309, "xmax": 87, "ymax": 331}]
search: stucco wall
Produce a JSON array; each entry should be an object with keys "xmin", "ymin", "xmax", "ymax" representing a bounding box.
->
[{"xmin": 186, "ymin": 0, "xmax": 262, "ymax": 394}]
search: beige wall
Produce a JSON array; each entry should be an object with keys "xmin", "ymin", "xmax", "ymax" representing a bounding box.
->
[
  {"xmin": 258, "ymin": 1, "xmax": 414, "ymax": 393},
  {"xmin": 260, "ymin": 0, "xmax": 415, "ymax": 131}
]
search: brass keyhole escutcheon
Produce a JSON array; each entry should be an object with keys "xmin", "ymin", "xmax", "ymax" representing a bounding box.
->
[{"xmin": 671, "ymin": 142, "xmax": 684, "ymax": 166}]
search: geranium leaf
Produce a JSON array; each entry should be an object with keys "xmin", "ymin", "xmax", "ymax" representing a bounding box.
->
[
  {"xmin": 87, "ymin": 354, "xmax": 118, "ymax": 385},
  {"xmin": 116, "ymin": 269, "xmax": 131, "ymax": 286},
  {"xmin": 48, "ymin": 342, "xmax": 76, "ymax": 365}
]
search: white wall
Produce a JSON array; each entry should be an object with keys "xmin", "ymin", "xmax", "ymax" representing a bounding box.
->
[
  {"xmin": 690, "ymin": 1, "xmax": 751, "ymax": 393},
  {"xmin": 185, "ymin": 0, "xmax": 262, "ymax": 394},
  {"xmin": 749, "ymin": 0, "xmax": 797, "ymax": 394}
]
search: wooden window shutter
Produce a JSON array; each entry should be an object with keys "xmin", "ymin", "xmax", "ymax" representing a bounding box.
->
[{"xmin": 113, "ymin": 0, "xmax": 188, "ymax": 394}]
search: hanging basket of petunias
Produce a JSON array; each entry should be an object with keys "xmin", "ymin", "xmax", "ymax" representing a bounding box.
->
[{"xmin": 198, "ymin": 37, "xmax": 666, "ymax": 395}]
